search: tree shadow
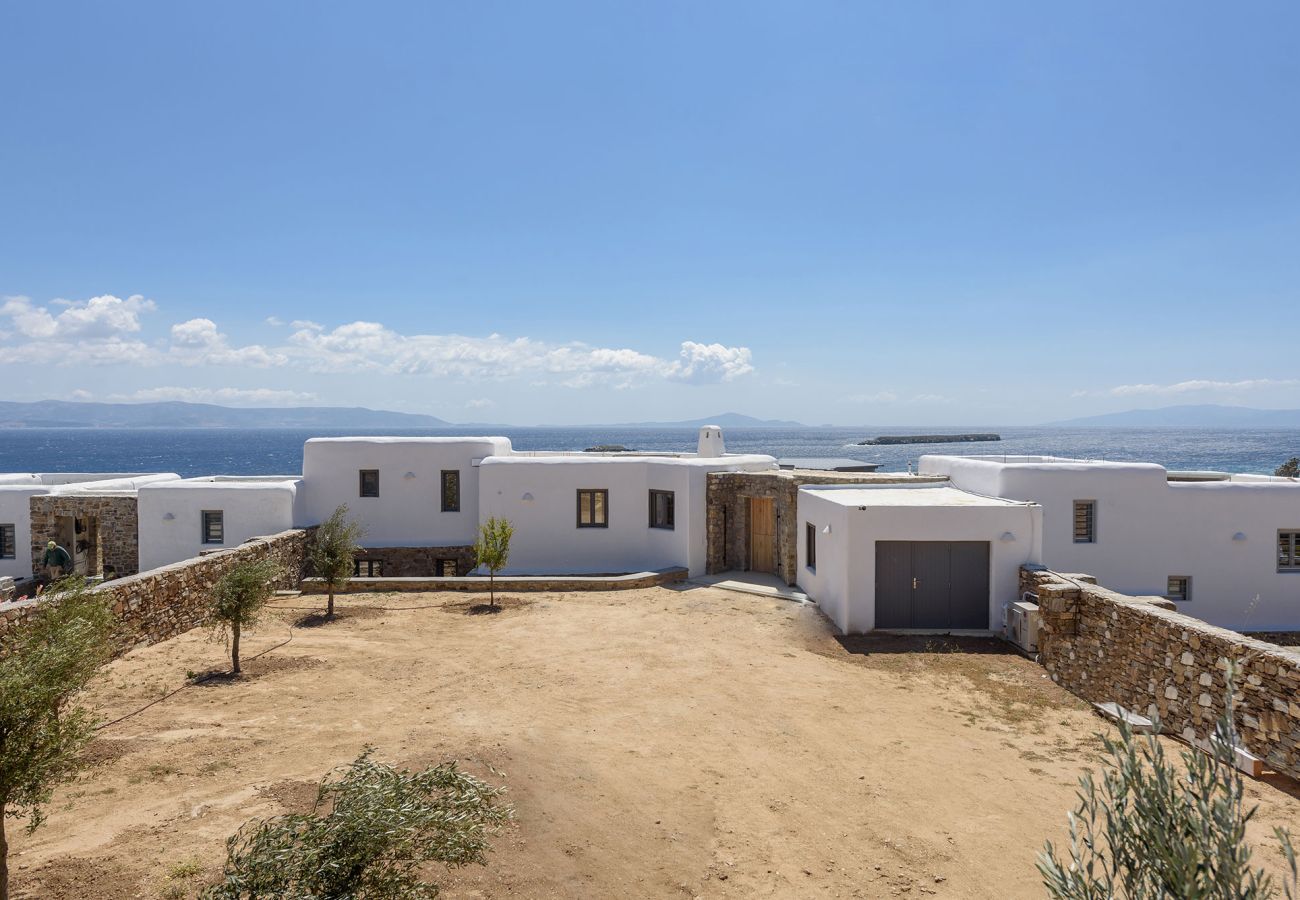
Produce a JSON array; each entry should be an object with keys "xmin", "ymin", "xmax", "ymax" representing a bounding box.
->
[{"xmin": 834, "ymin": 633, "xmax": 1017, "ymax": 658}]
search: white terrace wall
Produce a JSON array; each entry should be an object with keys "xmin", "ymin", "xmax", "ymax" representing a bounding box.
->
[
  {"xmin": 1025, "ymin": 567, "xmax": 1300, "ymax": 782},
  {"xmin": 300, "ymin": 437, "xmax": 512, "ymax": 546},
  {"xmin": 925, "ymin": 456, "xmax": 1300, "ymax": 631},
  {"xmin": 137, "ymin": 479, "xmax": 299, "ymax": 572},
  {"xmin": 0, "ymin": 529, "xmax": 309, "ymax": 657}
]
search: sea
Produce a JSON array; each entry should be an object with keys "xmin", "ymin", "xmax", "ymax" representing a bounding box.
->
[{"xmin": 1, "ymin": 426, "xmax": 1299, "ymax": 478}]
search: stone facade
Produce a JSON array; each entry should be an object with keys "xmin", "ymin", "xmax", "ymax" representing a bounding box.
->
[
  {"xmin": 29, "ymin": 493, "xmax": 140, "ymax": 578},
  {"xmin": 352, "ymin": 545, "xmax": 477, "ymax": 577},
  {"xmin": 1, "ymin": 529, "xmax": 309, "ymax": 657},
  {"xmin": 706, "ymin": 471, "xmax": 946, "ymax": 585},
  {"xmin": 1024, "ymin": 567, "xmax": 1300, "ymax": 782}
]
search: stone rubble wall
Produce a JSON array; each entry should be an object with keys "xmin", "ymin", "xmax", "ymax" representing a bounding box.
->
[
  {"xmin": 30, "ymin": 493, "xmax": 140, "ymax": 577},
  {"xmin": 301, "ymin": 566, "xmax": 687, "ymax": 594},
  {"xmin": 1024, "ymin": 567, "xmax": 1300, "ymax": 781},
  {"xmin": 1, "ymin": 529, "xmax": 309, "ymax": 658},
  {"xmin": 352, "ymin": 545, "xmax": 477, "ymax": 577}
]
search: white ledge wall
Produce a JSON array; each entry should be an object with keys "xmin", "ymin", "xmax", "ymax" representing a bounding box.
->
[
  {"xmin": 299, "ymin": 437, "xmax": 513, "ymax": 546},
  {"xmin": 137, "ymin": 480, "xmax": 299, "ymax": 572},
  {"xmin": 478, "ymin": 455, "xmax": 775, "ymax": 576},
  {"xmin": 920, "ymin": 455, "xmax": 1300, "ymax": 631}
]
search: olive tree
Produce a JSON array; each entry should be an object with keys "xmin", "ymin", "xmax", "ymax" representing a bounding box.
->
[
  {"xmin": 1276, "ymin": 457, "xmax": 1299, "ymax": 478},
  {"xmin": 1039, "ymin": 671, "xmax": 1297, "ymax": 899},
  {"xmin": 201, "ymin": 747, "xmax": 510, "ymax": 899},
  {"xmin": 307, "ymin": 504, "xmax": 366, "ymax": 618},
  {"xmin": 0, "ymin": 578, "xmax": 114, "ymax": 900},
  {"xmin": 210, "ymin": 558, "xmax": 282, "ymax": 675},
  {"xmin": 473, "ymin": 517, "xmax": 513, "ymax": 609}
]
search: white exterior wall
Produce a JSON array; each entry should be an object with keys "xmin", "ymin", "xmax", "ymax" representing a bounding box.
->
[
  {"xmin": 796, "ymin": 484, "xmax": 1043, "ymax": 635},
  {"xmin": 299, "ymin": 437, "xmax": 512, "ymax": 546},
  {"xmin": 922, "ymin": 455, "xmax": 1300, "ymax": 631},
  {"xmin": 478, "ymin": 455, "xmax": 775, "ymax": 576},
  {"xmin": 0, "ymin": 487, "xmax": 46, "ymax": 580},
  {"xmin": 137, "ymin": 479, "xmax": 299, "ymax": 572}
]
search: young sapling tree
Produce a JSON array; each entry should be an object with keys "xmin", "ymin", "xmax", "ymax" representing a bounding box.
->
[
  {"xmin": 307, "ymin": 504, "xmax": 365, "ymax": 619},
  {"xmin": 473, "ymin": 517, "xmax": 514, "ymax": 609},
  {"xmin": 0, "ymin": 578, "xmax": 114, "ymax": 900},
  {"xmin": 209, "ymin": 558, "xmax": 282, "ymax": 674}
]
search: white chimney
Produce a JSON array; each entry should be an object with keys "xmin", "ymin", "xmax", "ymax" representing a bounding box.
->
[{"xmin": 697, "ymin": 425, "xmax": 726, "ymax": 458}]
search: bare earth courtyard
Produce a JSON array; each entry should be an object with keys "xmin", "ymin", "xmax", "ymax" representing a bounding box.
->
[{"xmin": 10, "ymin": 586, "xmax": 1300, "ymax": 899}]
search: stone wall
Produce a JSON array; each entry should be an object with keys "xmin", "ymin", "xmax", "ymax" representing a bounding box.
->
[
  {"xmin": 353, "ymin": 545, "xmax": 477, "ymax": 577},
  {"xmin": 301, "ymin": 566, "xmax": 688, "ymax": 594},
  {"xmin": 1, "ymin": 529, "xmax": 309, "ymax": 657},
  {"xmin": 29, "ymin": 493, "xmax": 140, "ymax": 578},
  {"xmin": 1024, "ymin": 567, "xmax": 1300, "ymax": 781},
  {"xmin": 706, "ymin": 471, "xmax": 945, "ymax": 585}
]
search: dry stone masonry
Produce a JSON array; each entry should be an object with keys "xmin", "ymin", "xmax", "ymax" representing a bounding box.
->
[
  {"xmin": 29, "ymin": 493, "xmax": 141, "ymax": 577},
  {"xmin": 1024, "ymin": 566, "xmax": 1300, "ymax": 782},
  {"xmin": 1, "ymin": 529, "xmax": 309, "ymax": 657}
]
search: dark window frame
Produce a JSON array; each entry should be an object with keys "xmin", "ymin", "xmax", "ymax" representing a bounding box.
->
[
  {"xmin": 441, "ymin": 470, "xmax": 461, "ymax": 512},
  {"xmin": 0, "ymin": 523, "xmax": 15, "ymax": 559},
  {"xmin": 806, "ymin": 522, "xmax": 817, "ymax": 571},
  {"xmin": 437, "ymin": 558, "xmax": 458, "ymax": 577},
  {"xmin": 201, "ymin": 510, "xmax": 224, "ymax": 545},
  {"xmin": 359, "ymin": 469, "xmax": 380, "ymax": 498},
  {"xmin": 1073, "ymin": 500, "xmax": 1096, "ymax": 544},
  {"xmin": 353, "ymin": 558, "xmax": 383, "ymax": 577},
  {"xmin": 648, "ymin": 489, "xmax": 675, "ymax": 530},
  {"xmin": 1166, "ymin": 575, "xmax": 1191, "ymax": 602},
  {"xmin": 577, "ymin": 489, "xmax": 609, "ymax": 528},
  {"xmin": 1279, "ymin": 531, "xmax": 1300, "ymax": 571}
]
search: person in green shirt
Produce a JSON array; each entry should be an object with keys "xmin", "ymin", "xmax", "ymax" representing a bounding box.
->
[{"xmin": 41, "ymin": 540, "xmax": 72, "ymax": 580}]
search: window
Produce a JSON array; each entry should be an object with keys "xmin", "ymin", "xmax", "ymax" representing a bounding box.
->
[
  {"xmin": 359, "ymin": 469, "xmax": 380, "ymax": 498},
  {"xmin": 353, "ymin": 559, "xmax": 383, "ymax": 577},
  {"xmin": 577, "ymin": 489, "xmax": 609, "ymax": 528},
  {"xmin": 806, "ymin": 522, "xmax": 817, "ymax": 571},
  {"xmin": 649, "ymin": 490, "xmax": 675, "ymax": 529},
  {"xmin": 1166, "ymin": 576, "xmax": 1191, "ymax": 602},
  {"xmin": 0, "ymin": 524, "xmax": 15, "ymax": 560},
  {"xmin": 437, "ymin": 558, "xmax": 458, "ymax": 577},
  {"xmin": 1280, "ymin": 531, "xmax": 1300, "ymax": 571},
  {"xmin": 441, "ymin": 470, "xmax": 461, "ymax": 512},
  {"xmin": 1073, "ymin": 500, "xmax": 1096, "ymax": 543},
  {"xmin": 201, "ymin": 510, "xmax": 224, "ymax": 545}
]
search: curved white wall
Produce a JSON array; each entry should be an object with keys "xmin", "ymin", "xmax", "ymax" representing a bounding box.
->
[
  {"xmin": 137, "ymin": 480, "xmax": 298, "ymax": 572},
  {"xmin": 299, "ymin": 437, "xmax": 512, "ymax": 546}
]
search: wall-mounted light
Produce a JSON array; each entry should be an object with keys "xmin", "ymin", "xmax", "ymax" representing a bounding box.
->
[
  {"xmin": 521, "ymin": 492, "xmax": 534, "ymax": 503},
  {"xmin": 1000, "ymin": 531, "xmax": 1016, "ymax": 542},
  {"xmin": 404, "ymin": 471, "xmax": 417, "ymax": 479},
  {"xmin": 1233, "ymin": 532, "xmax": 1247, "ymax": 542},
  {"xmin": 822, "ymin": 524, "xmax": 832, "ymax": 534},
  {"xmin": 163, "ymin": 512, "xmax": 175, "ymax": 521}
]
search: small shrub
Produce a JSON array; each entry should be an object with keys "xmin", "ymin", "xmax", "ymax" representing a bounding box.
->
[
  {"xmin": 473, "ymin": 517, "xmax": 514, "ymax": 609},
  {"xmin": 201, "ymin": 748, "xmax": 510, "ymax": 899},
  {"xmin": 1039, "ymin": 670, "xmax": 1297, "ymax": 898},
  {"xmin": 209, "ymin": 558, "xmax": 282, "ymax": 674},
  {"xmin": 307, "ymin": 505, "xmax": 365, "ymax": 618}
]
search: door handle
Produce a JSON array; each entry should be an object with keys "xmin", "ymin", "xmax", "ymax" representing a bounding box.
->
[{"xmin": 912, "ymin": 577, "xmax": 918, "ymax": 590}]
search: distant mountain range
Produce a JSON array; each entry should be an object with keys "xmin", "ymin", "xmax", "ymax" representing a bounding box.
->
[
  {"xmin": 0, "ymin": 401, "xmax": 805, "ymax": 430},
  {"xmin": 1050, "ymin": 404, "xmax": 1300, "ymax": 427},
  {"xmin": 0, "ymin": 400, "xmax": 451, "ymax": 429},
  {"xmin": 612, "ymin": 412, "xmax": 805, "ymax": 428}
]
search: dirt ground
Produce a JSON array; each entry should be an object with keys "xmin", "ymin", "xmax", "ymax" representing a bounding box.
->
[{"xmin": 9, "ymin": 585, "xmax": 1300, "ymax": 899}]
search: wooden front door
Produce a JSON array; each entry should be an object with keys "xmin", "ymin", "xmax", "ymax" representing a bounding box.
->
[{"xmin": 749, "ymin": 497, "xmax": 776, "ymax": 573}]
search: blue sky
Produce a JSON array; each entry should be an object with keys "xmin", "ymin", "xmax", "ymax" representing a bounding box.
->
[{"xmin": 2, "ymin": 2, "xmax": 1298, "ymax": 425}]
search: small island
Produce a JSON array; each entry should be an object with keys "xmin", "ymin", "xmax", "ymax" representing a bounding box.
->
[{"xmin": 858, "ymin": 433, "xmax": 1002, "ymax": 446}]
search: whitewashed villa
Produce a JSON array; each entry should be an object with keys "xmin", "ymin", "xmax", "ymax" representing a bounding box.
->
[{"xmin": 3, "ymin": 428, "xmax": 1299, "ymax": 635}]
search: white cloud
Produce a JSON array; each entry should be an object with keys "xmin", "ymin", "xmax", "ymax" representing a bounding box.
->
[
  {"xmin": 850, "ymin": 391, "xmax": 900, "ymax": 404},
  {"xmin": 1077, "ymin": 378, "xmax": 1300, "ymax": 398},
  {"xmin": 168, "ymin": 318, "xmax": 286, "ymax": 367},
  {"xmin": 465, "ymin": 398, "xmax": 495, "ymax": 409},
  {"xmin": 109, "ymin": 387, "xmax": 319, "ymax": 406},
  {"xmin": 0, "ymin": 293, "xmax": 155, "ymax": 340},
  {"xmin": 665, "ymin": 341, "xmax": 754, "ymax": 383}
]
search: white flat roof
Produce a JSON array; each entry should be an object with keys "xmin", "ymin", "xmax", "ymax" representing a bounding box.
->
[
  {"xmin": 803, "ymin": 483, "xmax": 1030, "ymax": 508},
  {"xmin": 305, "ymin": 436, "xmax": 507, "ymax": 444},
  {"xmin": 481, "ymin": 453, "xmax": 775, "ymax": 468}
]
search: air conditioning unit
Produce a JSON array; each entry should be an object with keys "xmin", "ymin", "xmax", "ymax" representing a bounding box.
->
[{"xmin": 1006, "ymin": 600, "xmax": 1040, "ymax": 653}]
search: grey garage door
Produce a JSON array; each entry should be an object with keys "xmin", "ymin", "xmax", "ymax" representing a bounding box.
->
[{"xmin": 875, "ymin": 541, "xmax": 990, "ymax": 630}]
